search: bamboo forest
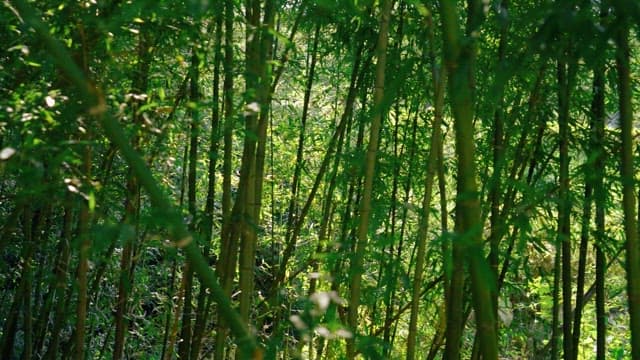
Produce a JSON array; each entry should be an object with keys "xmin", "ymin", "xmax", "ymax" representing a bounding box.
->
[{"xmin": 3, "ymin": 0, "xmax": 640, "ymax": 359}]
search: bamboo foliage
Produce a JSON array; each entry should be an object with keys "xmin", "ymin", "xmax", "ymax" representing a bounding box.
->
[{"xmin": 3, "ymin": 0, "xmax": 640, "ymax": 359}]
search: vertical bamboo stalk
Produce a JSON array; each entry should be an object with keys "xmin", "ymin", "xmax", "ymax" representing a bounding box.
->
[
  {"xmin": 439, "ymin": 0, "xmax": 497, "ymax": 358},
  {"xmin": 614, "ymin": 6, "xmax": 640, "ymax": 358},
  {"xmin": 591, "ymin": 8, "xmax": 607, "ymax": 359},
  {"xmin": 346, "ymin": 0, "xmax": 392, "ymax": 357}
]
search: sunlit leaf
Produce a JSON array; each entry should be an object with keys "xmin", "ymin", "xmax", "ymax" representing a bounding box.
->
[{"xmin": 0, "ymin": 147, "xmax": 16, "ymax": 160}]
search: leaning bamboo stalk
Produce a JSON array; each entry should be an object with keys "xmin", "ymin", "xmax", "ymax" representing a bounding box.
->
[{"xmin": 12, "ymin": 2, "xmax": 261, "ymax": 358}]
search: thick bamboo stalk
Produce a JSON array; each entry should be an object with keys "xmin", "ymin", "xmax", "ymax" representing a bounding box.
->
[{"xmin": 614, "ymin": 7, "xmax": 640, "ymax": 358}]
